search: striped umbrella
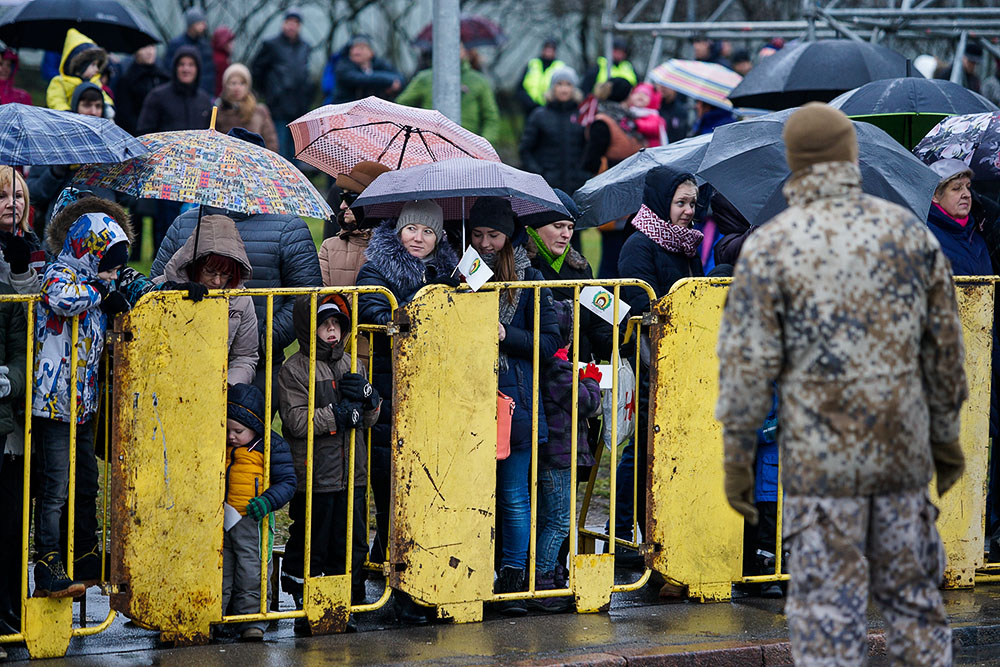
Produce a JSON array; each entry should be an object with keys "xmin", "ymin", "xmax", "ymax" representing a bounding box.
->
[{"xmin": 649, "ymin": 59, "xmax": 742, "ymax": 110}]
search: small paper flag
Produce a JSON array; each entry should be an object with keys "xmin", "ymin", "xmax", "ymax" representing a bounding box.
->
[
  {"xmin": 457, "ymin": 246, "xmax": 494, "ymax": 292},
  {"xmin": 580, "ymin": 286, "xmax": 630, "ymax": 325}
]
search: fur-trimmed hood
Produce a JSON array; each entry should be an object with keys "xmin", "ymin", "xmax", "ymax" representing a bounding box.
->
[
  {"xmin": 523, "ymin": 234, "xmax": 589, "ymax": 272},
  {"xmin": 362, "ymin": 220, "xmax": 459, "ymax": 296},
  {"xmin": 46, "ymin": 197, "xmax": 133, "ymax": 255}
]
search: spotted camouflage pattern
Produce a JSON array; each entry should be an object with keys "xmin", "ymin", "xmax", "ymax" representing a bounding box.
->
[
  {"xmin": 784, "ymin": 491, "xmax": 951, "ymax": 666},
  {"xmin": 716, "ymin": 161, "xmax": 968, "ymax": 497}
]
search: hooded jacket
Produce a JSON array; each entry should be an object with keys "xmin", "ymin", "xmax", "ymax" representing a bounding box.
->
[
  {"xmin": 717, "ymin": 161, "xmax": 968, "ymax": 497},
  {"xmin": 711, "ymin": 192, "xmax": 754, "ymax": 268},
  {"xmin": 225, "ymin": 383, "xmax": 296, "ymax": 515},
  {"xmin": 0, "ymin": 51, "xmax": 31, "ymax": 106},
  {"xmin": 33, "ymin": 210, "xmax": 130, "ymax": 423},
  {"xmin": 151, "ymin": 207, "xmax": 322, "ymax": 361},
  {"xmin": 157, "ymin": 215, "xmax": 259, "ymax": 386},
  {"xmin": 211, "ymin": 27, "xmax": 235, "ymax": 96},
  {"xmin": 163, "ymin": 29, "xmax": 216, "ymax": 96},
  {"xmin": 278, "ymin": 295, "xmax": 379, "ymax": 494},
  {"xmin": 46, "ymin": 29, "xmax": 113, "ymax": 112},
  {"xmin": 356, "ymin": 221, "xmax": 459, "ymax": 447},
  {"xmin": 136, "ymin": 46, "xmax": 213, "ymax": 135},
  {"xmin": 113, "ymin": 57, "xmax": 169, "ymax": 136}
]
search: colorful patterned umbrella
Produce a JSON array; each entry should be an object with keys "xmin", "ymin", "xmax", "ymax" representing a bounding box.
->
[
  {"xmin": 912, "ymin": 112, "xmax": 1000, "ymax": 180},
  {"xmin": 649, "ymin": 59, "xmax": 742, "ymax": 110},
  {"xmin": 72, "ymin": 129, "xmax": 332, "ymax": 219},
  {"xmin": 289, "ymin": 96, "xmax": 500, "ymax": 178},
  {"xmin": 352, "ymin": 157, "xmax": 567, "ymax": 223}
]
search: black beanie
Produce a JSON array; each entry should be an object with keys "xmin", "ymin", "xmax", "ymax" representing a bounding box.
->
[
  {"xmin": 607, "ymin": 77, "xmax": 632, "ymax": 103},
  {"xmin": 468, "ymin": 197, "xmax": 516, "ymax": 238},
  {"xmin": 98, "ymin": 241, "xmax": 129, "ymax": 273}
]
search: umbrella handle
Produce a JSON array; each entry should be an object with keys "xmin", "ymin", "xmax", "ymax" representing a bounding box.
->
[{"xmin": 210, "ymin": 106, "xmax": 218, "ymax": 131}]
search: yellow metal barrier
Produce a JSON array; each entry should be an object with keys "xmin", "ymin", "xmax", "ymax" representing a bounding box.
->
[
  {"xmin": 110, "ymin": 287, "xmax": 395, "ymax": 643},
  {"xmin": 647, "ymin": 277, "xmax": 995, "ymax": 601}
]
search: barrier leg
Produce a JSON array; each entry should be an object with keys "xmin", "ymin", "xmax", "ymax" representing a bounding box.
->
[{"xmin": 22, "ymin": 598, "xmax": 72, "ymax": 659}]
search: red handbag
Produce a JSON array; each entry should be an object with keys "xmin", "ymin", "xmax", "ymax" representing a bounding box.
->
[{"xmin": 497, "ymin": 391, "xmax": 515, "ymax": 461}]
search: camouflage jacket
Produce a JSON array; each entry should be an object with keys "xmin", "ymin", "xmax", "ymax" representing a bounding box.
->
[{"xmin": 715, "ymin": 161, "xmax": 968, "ymax": 497}]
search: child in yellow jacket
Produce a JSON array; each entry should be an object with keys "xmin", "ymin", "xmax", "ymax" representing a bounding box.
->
[{"xmin": 46, "ymin": 29, "xmax": 114, "ymax": 116}]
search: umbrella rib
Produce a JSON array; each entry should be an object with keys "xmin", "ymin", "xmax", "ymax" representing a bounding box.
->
[
  {"xmin": 421, "ymin": 130, "xmax": 480, "ymax": 158},
  {"xmin": 296, "ymin": 120, "xmax": 404, "ymax": 159},
  {"xmin": 414, "ymin": 129, "xmax": 438, "ymax": 162},
  {"xmin": 377, "ymin": 125, "xmax": 408, "ymax": 164}
]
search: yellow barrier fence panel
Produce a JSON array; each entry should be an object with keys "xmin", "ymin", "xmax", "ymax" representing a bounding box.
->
[
  {"xmin": 647, "ymin": 278, "xmax": 741, "ymax": 602},
  {"xmin": 938, "ymin": 279, "xmax": 994, "ymax": 588},
  {"xmin": 390, "ymin": 285, "xmax": 498, "ymax": 623},
  {"xmin": 110, "ymin": 292, "xmax": 229, "ymax": 644}
]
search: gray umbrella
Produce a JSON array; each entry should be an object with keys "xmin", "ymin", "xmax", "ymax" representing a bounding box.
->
[
  {"xmin": 698, "ymin": 108, "xmax": 941, "ymax": 226},
  {"xmin": 572, "ymin": 135, "xmax": 712, "ymax": 230},
  {"xmin": 352, "ymin": 156, "xmax": 567, "ymax": 223}
]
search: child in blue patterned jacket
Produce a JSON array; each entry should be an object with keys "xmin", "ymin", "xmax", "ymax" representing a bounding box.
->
[{"xmin": 31, "ymin": 199, "xmax": 130, "ymax": 598}]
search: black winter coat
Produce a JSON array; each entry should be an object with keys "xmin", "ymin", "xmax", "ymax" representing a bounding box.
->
[
  {"xmin": 355, "ymin": 222, "xmax": 459, "ymax": 448},
  {"xmin": 114, "ymin": 61, "xmax": 169, "ymax": 136},
  {"xmin": 526, "ymin": 237, "xmax": 613, "ymax": 362},
  {"xmin": 618, "ymin": 229, "xmax": 703, "ymax": 317},
  {"xmin": 0, "ymin": 282, "xmax": 26, "ymax": 437},
  {"xmin": 137, "ymin": 46, "xmax": 212, "ymax": 134},
  {"xmin": 332, "ymin": 55, "xmax": 402, "ymax": 103},
  {"xmin": 519, "ymin": 100, "xmax": 591, "ymax": 195},
  {"xmin": 151, "ymin": 207, "xmax": 322, "ymax": 358},
  {"xmin": 251, "ymin": 34, "xmax": 313, "ymax": 119}
]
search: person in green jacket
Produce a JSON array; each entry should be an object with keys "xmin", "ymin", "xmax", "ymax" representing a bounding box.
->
[{"xmin": 395, "ymin": 45, "xmax": 501, "ymax": 145}]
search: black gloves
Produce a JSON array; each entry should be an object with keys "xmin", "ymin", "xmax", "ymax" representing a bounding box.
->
[
  {"xmin": 431, "ymin": 275, "xmax": 462, "ymax": 288},
  {"xmin": 0, "ymin": 231, "xmax": 30, "ymax": 274},
  {"xmin": 333, "ymin": 401, "xmax": 363, "ymax": 431},
  {"xmin": 161, "ymin": 281, "xmax": 209, "ymax": 302},
  {"xmin": 339, "ymin": 372, "xmax": 380, "ymax": 410},
  {"xmin": 100, "ymin": 291, "xmax": 130, "ymax": 316}
]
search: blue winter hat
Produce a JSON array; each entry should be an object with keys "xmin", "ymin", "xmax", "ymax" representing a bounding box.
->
[
  {"xmin": 227, "ymin": 383, "xmax": 265, "ymax": 436},
  {"xmin": 227, "ymin": 127, "xmax": 265, "ymax": 148}
]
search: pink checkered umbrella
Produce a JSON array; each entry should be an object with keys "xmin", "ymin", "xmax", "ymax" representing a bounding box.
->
[{"xmin": 289, "ymin": 96, "xmax": 501, "ymax": 177}]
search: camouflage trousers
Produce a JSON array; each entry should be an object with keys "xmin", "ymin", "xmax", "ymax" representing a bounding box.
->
[{"xmin": 784, "ymin": 490, "xmax": 951, "ymax": 667}]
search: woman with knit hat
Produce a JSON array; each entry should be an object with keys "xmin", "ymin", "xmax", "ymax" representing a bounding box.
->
[
  {"xmin": 214, "ymin": 64, "xmax": 279, "ymax": 152},
  {"xmin": 614, "ymin": 166, "xmax": 704, "ymax": 565},
  {"xmin": 467, "ymin": 196, "xmax": 560, "ymax": 616},
  {"xmin": 356, "ymin": 200, "xmax": 458, "ymax": 624}
]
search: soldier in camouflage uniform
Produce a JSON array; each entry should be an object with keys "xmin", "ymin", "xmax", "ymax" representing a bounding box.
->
[{"xmin": 715, "ymin": 103, "xmax": 968, "ymax": 666}]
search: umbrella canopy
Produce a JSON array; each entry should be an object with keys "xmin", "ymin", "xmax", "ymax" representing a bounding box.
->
[
  {"xmin": 649, "ymin": 59, "xmax": 742, "ymax": 110},
  {"xmin": 289, "ymin": 96, "xmax": 500, "ymax": 178},
  {"xmin": 0, "ymin": 102, "xmax": 145, "ymax": 165},
  {"xmin": 912, "ymin": 112, "xmax": 1000, "ymax": 180},
  {"xmin": 72, "ymin": 129, "xmax": 332, "ymax": 219},
  {"xmin": 698, "ymin": 108, "xmax": 940, "ymax": 226},
  {"xmin": 728, "ymin": 40, "xmax": 912, "ymax": 111},
  {"xmin": 829, "ymin": 78, "xmax": 998, "ymax": 149},
  {"xmin": 0, "ymin": 0, "xmax": 158, "ymax": 52},
  {"xmin": 412, "ymin": 14, "xmax": 507, "ymax": 50},
  {"xmin": 572, "ymin": 135, "xmax": 712, "ymax": 230},
  {"xmin": 352, "ymin": 157, "xmax": 567, "ymax": 222}
]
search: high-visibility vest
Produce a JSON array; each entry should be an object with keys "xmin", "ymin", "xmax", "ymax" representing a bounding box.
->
[
  {"xmin": 594, "ymin": 57, "xmax": 638, "ymax": 89},
  {"xmin": 522, "ymin": 58, "xmax": 567, "ymax": 106}
]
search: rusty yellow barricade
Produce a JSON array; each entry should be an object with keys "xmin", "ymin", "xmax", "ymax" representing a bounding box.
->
[
  {"xmin": 109, "ymin": 287, "xmax": 394, "ymax": 643},
  {"xmin": 647, "ymin": 277, "xmax": 994, "ymax": 601}
]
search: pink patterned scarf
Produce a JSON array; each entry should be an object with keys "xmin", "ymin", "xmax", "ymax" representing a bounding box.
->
[{"xmin": 631, "ymin": 204, "xmax": 704, "ymax": 257}]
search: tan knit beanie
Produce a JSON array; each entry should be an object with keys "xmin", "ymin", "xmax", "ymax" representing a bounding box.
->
[{"xmin": 783, "ymin": 103, "xmax": 858, "ymax": 175}]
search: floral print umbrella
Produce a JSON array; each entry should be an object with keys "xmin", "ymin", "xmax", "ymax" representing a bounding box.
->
[{"xmin": 913, "ymin": 111, "xmax": 1000, "ymax": 180}]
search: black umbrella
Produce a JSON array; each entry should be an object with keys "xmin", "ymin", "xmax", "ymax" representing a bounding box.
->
[
  {"xmin": 0, "ymin": 0, "xmax": 159, "ymax": 53},
  {"xmin": 728, "ymin": 40, "xmax": 913, "ymax": 111},
  {"xmin": 828, "ymin": 78, "xmax": 999, "ymax": 148}
]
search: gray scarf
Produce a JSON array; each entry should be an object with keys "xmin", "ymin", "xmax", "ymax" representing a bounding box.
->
[{"xmin": 483, "ymin": 246, "xmax": 531, "ymax": 372}]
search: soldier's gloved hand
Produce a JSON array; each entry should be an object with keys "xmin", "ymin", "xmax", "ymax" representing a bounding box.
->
[
  {"xmin": 932, "ymin": 439, "xmax": 965, "ymax": 496},
  {"xmin": 339, "ymin": 372, "xmax": 379, "ymax": 410},
  {"xmin": 245, "ymin": 496, "xmax": 272, "ymax": 521},
  {"xmin": 723, "ymin": 462, "xmax": 759, "ymax": 525},
  {"xmin": 333, "ymin": 401, "xmax": 363, "ymax": 431},
  {"xmin": 0, "ymin": 366, "xmax": 11, "ymax": 399},
  {"xmin": 100, "ymin": 291, "xmax": 130, "ymax": 316}
]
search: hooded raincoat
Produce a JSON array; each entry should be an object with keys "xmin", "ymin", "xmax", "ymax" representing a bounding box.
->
[
  {"xmin": 33, "ymin": 212, "xmax": 129, "ymax": 423},
  {"xmin": 157, "ymin": 215, "xmax": 258, "ymax": 386},
  {"xmin": 46, "ymin": 29, "xmax": 113, "ymax": 112}
]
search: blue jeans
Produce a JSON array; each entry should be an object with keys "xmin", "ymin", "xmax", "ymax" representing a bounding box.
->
[
  {"xmin": 496, "ymin": 446, "xmax": 531, "ymax": 570},
  {"xmin": 34, "ymin": 418, "xmax": 98, "ymax": 558},
  {"xmin": 536, "ymin": 467, "xmax": 571, "ymax": 574}
]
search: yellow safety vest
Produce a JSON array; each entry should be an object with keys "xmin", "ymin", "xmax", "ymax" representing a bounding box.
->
[
  {"xmin": 522, "ymin": 58, "xmax": 566, "ymax": 106},
  {"xmin": 594, "ymin": 57, "xmax": 638, "ymax": 89}
]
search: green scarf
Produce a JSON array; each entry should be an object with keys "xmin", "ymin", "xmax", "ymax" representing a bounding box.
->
[{"xmin": 526, "ymin": 227, "xmax": 569, "ymax": 273}]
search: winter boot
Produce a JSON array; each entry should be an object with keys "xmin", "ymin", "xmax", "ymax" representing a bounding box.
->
[
  {"xmin": 526, "ymin": 571, "xmax": 572, "ymax": 613},
  {"xmin": 33, "ymin": 552, "xmax": 84, "ymax": 599},
  {"xmin": 74, "ymin": 545, "xmax": 107, "ymax": 587},
  {"xmin": 553, "ymin": 563, "xmax": 569, "ymax": 589},
  {"xmin": 493, "ymin": 567, "xmax": 527, "ymax": 616}
]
